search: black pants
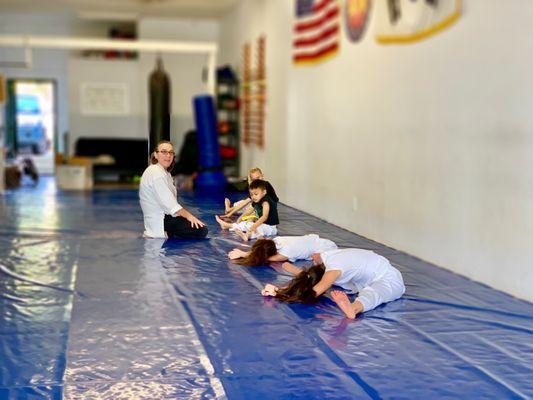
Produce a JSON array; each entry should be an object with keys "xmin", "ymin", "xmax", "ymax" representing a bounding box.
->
[{"xmin": 164, "ymin": 215, "xmax": 208, "ymax": 239}]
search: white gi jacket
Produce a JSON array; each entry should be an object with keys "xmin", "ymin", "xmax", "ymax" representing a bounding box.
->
[
  {"xmin": 139, "ymin": 164, "xmax": 182, "ymax": 238},
  {"xmin": 321, "ymin": 248, "xmax": 405, "ymax": 312},
  {"xmin": 273, "ymin": 234, "xmax": 337, "ymax": 262}
]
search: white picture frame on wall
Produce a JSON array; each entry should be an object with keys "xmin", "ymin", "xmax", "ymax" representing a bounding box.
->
[{"xmin": 80, "ymin": 82, "xmax": 130, "ymax": 116}]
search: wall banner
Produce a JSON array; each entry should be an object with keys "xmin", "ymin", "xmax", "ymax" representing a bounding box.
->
[
  {"xmin": 375, "ymin": 0, "xmax": 461, "ymax": 44},
  {"xmin": 345, "ymin": 0, "xmax": 372, "ymax": 42}
]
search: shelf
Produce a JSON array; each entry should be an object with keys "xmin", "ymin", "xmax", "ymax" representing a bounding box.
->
[{"xmin": 216, "ymin": 66, "xmax": 240, "ymax": 178}]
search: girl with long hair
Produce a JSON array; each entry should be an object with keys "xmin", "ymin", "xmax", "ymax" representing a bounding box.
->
[
  {"xmin": 229, "ymin": 234, "xmax": 337, "ymax": 273},
  {"xmin": 261, "ymin": 248, "xmax": 405, "ymax": 319}
]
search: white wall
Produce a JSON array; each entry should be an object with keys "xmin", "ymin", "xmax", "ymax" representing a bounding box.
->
[
  {"xmin": 138, "ymin": 18, "xmax": 219, "ymax": 151},
  {"xmin": 219, "ymin": 0, "xmax": 533, "ymax": 302},
  {"xmin": 67, "ymin": 57, "xmax": 145, "ymax": 155},
  {"xmin": 67, "ymin": 17, "xmax": 218, "ymax": 154},
  {"xmin": 218, "ymin": 0, "xmax": 291, "ymax": 188},
  {"xmin": 0, "ymin": 13, "xmax": 218, "ymax": 157}
]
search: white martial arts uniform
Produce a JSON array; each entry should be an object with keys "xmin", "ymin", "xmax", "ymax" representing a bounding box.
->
[
  {"xmin": 273, "ymin": 234, "xmax": 337, "ymax": 262},
  {"xmin": 321, "ymin": 248, "xmax": 405, "ymax": 312},
  {"xmin": 139, "ymin": 164, "xmax": 182, "ymax": 238},
  {"xmin": 231, "ymin": 221, "xmax": 277, "ymax": 239}
]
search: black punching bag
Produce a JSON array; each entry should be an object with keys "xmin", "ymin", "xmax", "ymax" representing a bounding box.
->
[{"xmin": 149, "ymin": 56, "xmax": 171, "ymax": 154}]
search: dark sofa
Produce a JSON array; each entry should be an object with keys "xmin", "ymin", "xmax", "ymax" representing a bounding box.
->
[{"xmin": 75, "ymin": 137, "xmax": 148, "ymax": 183}]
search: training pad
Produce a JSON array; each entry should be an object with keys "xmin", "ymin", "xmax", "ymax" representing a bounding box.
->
[{"xmin": 1, "ymin": 178, "xmax": 532, "ymax": 399}]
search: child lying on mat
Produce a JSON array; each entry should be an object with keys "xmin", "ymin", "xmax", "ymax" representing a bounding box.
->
[
  {"xmin": 261, "ymin": 248, "xmax": 405, "ymax": 319},
  {"xmin": 216, "ymin": 179, "xmax": 278, "ymax": 242},
  {"xmin": 221, "ymin": 167, "xmax": 278, "ymax": 219},
  {"xmin": 228, "ymin": 234, "xmax": 337, "ymax": 272}
]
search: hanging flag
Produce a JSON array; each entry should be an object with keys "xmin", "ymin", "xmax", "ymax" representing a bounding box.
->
[
  {"xmin": 375, "ymin": 0, "xmax": 462, "ymax": 44},
  {"xmin": 293, "ymin": 0, "xmax": 340, "ymax": 66}
]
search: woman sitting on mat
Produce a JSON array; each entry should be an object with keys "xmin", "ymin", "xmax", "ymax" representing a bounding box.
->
[
  {"xmin": 228, "ymin": 234, "xmax": 337, "ymax": 271},
  {"xmin": 261, "ymin": 248, "xmax": 405, "ymax": 319},
  {"xmin": 139, "ymin": 140, "xmax": 207, "ymax": 239}
]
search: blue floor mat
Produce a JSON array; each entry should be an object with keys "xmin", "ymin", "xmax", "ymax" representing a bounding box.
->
[{"xmin": 0, "ymin": 178, "xmax": 532, "ymax": 399}]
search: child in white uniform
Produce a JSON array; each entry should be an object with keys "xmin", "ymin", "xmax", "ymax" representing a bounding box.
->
[
  {"xmin": 229, "ymin": 234, "xmax": 337, "ymax": 269},
  {"xmin": 261, "ymin": 248, "xmax": 405, "ymax": 319}
]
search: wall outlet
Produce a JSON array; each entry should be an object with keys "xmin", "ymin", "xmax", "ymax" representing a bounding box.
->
[{"xmin": 352, "ymin": 196, "xmax": 358, "ymax": 212}]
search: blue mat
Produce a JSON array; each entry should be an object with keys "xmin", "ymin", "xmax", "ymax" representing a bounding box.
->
[{"xmin": 0, "ymin": 178, "xmax": 532, "ymax": 399}]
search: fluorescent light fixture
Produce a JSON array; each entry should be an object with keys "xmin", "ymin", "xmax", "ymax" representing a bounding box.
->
[{"xmin": 77, "ymin": 10, "xmax": 139, "ymax": 21}]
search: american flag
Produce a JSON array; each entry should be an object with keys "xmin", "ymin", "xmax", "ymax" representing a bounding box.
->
[{"xmin": 293, "ymin": 0, "xmax": 340, "ymax": 65}]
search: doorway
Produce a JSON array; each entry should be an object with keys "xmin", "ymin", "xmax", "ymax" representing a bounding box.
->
[{"xmin": 6, "ymin": 79, "xmax": 57, "ymax": 175}]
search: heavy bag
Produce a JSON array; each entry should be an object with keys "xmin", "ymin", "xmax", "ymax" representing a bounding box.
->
[{"xmin": 149, "ymin": 57, "xmax": 170, "ymax": 153}]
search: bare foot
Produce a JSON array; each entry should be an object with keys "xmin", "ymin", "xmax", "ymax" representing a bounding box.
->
[
  {"xmin": 235, "ymin": 228, "xmax": 249, "ymax": 242},
  {"xmin": 331, "ymin": 290, "xmax": 359, "ymax": 319},
  {"xmin": 224, "ymin": 198, "xmax": 231, "ymax": 213},
  {"xmin": 215, "ymin": 215, "xmax": 233, "ymax": 229}
]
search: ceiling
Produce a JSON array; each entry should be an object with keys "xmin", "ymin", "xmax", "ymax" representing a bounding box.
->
[{"xmin": 0, "ymin": 0, "xmax": 239, "ymax": 20}]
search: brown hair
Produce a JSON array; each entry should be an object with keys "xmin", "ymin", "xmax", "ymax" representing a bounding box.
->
[
  {"xmin": 275, "ymin": 263, "xmax": 325, "ymax": 304},
  {"xmin": 150, "ymin": 140, "xmax": 175, "ymax": 171},
  {"xmin": 235, "ymin": 239, "xmax": 278, "ymax": 266}
]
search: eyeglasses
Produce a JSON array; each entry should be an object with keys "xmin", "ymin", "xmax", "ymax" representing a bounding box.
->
[{"xmin": 157, "ymin": 150, "xmax": 175, "ymax": 156}]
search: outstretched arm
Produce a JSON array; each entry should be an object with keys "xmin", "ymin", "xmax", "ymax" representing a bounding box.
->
[
  {"xmin": 313, "ymin": 270, "xmax": 341, "ymax": 296},
  {"xmin": 228, "ymin": 248, "xmax": 250, "ymax": 259},
  {"xmin": 175, "ymin": 208, "xmax": 205, "ymax": 228},
  {"xmin": 280, "ymin": 261, "xmax": 303, "ymax": 275},
  {"xmin": 268, "ymin": 253, "xmax": 289, "ymax": 262}
]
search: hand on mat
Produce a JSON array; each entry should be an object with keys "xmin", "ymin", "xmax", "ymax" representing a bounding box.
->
[
  {"xmin": 187, "ymin": 214, "xmax": 205, "ymax": 229},
  {"xmin": 228, "ymin": 248, "xmax": 247, "ymax": 259},
  {"xmin": 261, "ymin": 283, "xmax": 278, "ymax": 297}
]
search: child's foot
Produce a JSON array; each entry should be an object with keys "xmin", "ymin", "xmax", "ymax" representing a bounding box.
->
[
  {"xmin": 235, "ymin": 228, "xmax": 249, "ymax": 242},
  {"xmin": 215, "ymin": 215, "xmax": 233, "ymax": 229},
  {"xmin": 224, "ymin": 198, "xmax": 231, "ymax": 213},
  {"xmin": 331, "ymin": 290, "xmax": 359, "ymax": 319}
]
